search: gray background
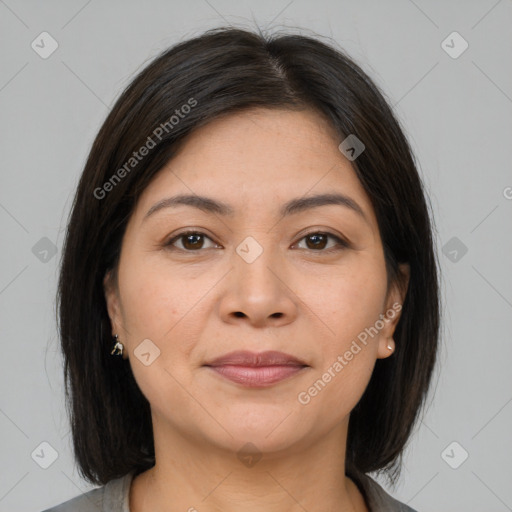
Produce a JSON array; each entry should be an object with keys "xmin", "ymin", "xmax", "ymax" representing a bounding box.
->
[{"xmin": 1, "ymin": 0, "xmax": 511, "ymax": 511}]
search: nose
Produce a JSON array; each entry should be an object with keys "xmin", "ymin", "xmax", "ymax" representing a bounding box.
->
[{"xmin": 218, "ymin": 247, "xmax": 299, "ymax": 328}]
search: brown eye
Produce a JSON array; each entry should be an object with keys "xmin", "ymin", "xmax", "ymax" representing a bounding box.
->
[
  {"xmin": 305, "ymin": 233, "xmax": 328, "ymax": 250},
  {"xmin": 296, "ymin": 232, "xmax": 348, "ymax": 252},
  {"xmin": 165, "ymin": 230, "xmax": 348, "ymax": 253},
  {"xmin": 166, "ymin": 231, "xmax": 217, "ymax": 251},
  {"xmin": 181, "ymin": 233, "xmax": 204, "ymax": 250}
]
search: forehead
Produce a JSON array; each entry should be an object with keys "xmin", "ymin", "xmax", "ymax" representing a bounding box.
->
[
  {"xmin": 170, "ymin": 107, "xmax": 342, "ymax": 169},
  {"xmin": 134, "ymin": 108, "xmax": 377, "ymax": 228}
]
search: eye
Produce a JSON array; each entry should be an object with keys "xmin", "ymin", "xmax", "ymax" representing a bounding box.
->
[
  {"xmin": 165, "ymin": 230, "xmax": 219, "ymax": 251},
  {"xmin": 165, "ymin": 230, "xmax": 349, "ymax": 253},
  {"xmin": 294, "ymin": 231, "xmax": 349, "ymax": 252}
]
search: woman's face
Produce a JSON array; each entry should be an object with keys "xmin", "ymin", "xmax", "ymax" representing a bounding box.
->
[{"xmin": 104, "ymin": 107, "xmax": 408, "ymax": 456}]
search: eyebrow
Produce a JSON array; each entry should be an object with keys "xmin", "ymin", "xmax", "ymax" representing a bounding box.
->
[{"xmin": 143, "ymin": 192, "xmax": 368, "ymax": 223}]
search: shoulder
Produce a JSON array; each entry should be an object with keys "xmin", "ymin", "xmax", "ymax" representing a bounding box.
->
[
  {"xmin": 39, "ymin": 485, "xmax": 104, "ymax": 512},
  {"xmin": 349, "ymin": 470, "xmax": 419, "ymax": 512},
  {"xmin": 39, "ymin": 471, "xmax": 135, "ymax": 512}
]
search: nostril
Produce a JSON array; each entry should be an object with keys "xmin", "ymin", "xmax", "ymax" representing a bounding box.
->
[{"xmin": 233, "ymin": 312, "xmax": 245, "ymax": 318}]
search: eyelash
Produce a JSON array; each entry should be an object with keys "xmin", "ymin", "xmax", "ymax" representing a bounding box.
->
[{"xmin": 164, "ymin": 229, "xmax": 349, "ymax": 254}]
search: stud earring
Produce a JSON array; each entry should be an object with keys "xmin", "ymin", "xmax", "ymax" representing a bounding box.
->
[
  {"xmin": 111, "ymin": 334, "xmax": 124, "ymax": 356},
  {"xmin": 387, "ymin": 339, "xmax": 394, "ymax": 353}
]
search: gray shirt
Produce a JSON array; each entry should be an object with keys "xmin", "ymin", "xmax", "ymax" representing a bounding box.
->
[{"xmin": 41, "ymin": 469, "xmax": 418, "ymax": 512}]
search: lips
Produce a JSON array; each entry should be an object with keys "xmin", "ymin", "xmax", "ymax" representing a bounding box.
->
[
  {"xmin": 204, "ymin": 350, "xmax": 309, "ymax": 387},
  {"xmin": 204, "ymin": 350, "xmax": 307, "ymax": 367}
]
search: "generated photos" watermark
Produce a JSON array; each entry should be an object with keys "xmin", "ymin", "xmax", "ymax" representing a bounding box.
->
[
  {"xmin": 93, "ymin": 97, "xmax": 198, "ymax": 200},
  {"xmin": 297, "ymin": 302, "xmax": 402, "ymax": 405}
]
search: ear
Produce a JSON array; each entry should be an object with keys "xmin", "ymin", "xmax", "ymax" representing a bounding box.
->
[
  {"xmin": 103, "ymin": 269, "xmax": 123, "ymax": 339},
  {"xmin": 377, "ymin": 262, "xmax": 410, "ymax": 359}
]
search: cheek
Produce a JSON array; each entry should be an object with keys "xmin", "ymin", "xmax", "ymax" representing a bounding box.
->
[
  {"xmin": 119, "ymin": 260, "xmax": 206, "ymax": 419},
  {"xmin": 296, "ymin": 259, "xmax": 387, "ymax": 413},
  {"xmin": 302, "ymin": 257, "xmax": 388, "ymax": 349},
  {"xmin": 118, "ymin": 253, "xmax": 215, "ymax": 366},
  {"xmin": 295, "ymin": 270, "xmax": 384, "ymax": 418},
  {"xmin": 118, "ymin": 255, "xmax": 191, "ymax": 335}
]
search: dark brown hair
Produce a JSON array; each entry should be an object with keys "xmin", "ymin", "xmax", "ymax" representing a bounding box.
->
[{"xmin": 56, "ymin": 26, "xmax": 441, "ymax": 488}]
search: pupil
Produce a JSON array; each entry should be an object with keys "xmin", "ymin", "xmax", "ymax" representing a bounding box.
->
[
  {"xmin": 185, "ymin": 234, "xmax": 202, "ymax": 249},
  {"xmin": 308, "ymin": 234, "xmax": 326, "ymax": 249}
]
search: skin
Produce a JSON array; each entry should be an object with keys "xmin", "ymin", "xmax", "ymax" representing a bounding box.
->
[{"xmin": 104, "ymin": 107, "xmax": 410, "ymax": 512}]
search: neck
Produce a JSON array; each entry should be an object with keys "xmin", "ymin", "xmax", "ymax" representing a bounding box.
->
[{"xmin": 130, "ymin": 413, "xmax": 368, "ymax": 512}]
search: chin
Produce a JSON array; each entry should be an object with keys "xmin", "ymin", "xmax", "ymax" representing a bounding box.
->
[
  {"xmin": 211, "ymin": 409, "xmax": 305, "ymax": 451},
  {"xmin": 212, "ymin": 429, "xmax": 301, "ymax": 460}
]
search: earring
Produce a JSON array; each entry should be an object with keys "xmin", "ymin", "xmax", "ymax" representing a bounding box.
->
[
  {"xmin": 387, "ymin": 339, "xmax": 394, "ymax": 353},
  {"xmin": 111, "ymin": 334, "xmax": 124, "ymax": 356}
]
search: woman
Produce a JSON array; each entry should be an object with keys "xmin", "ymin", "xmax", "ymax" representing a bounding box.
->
[{"xmin": 43, "ymin": 26, "xmax": 440, "ymax": 512}]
